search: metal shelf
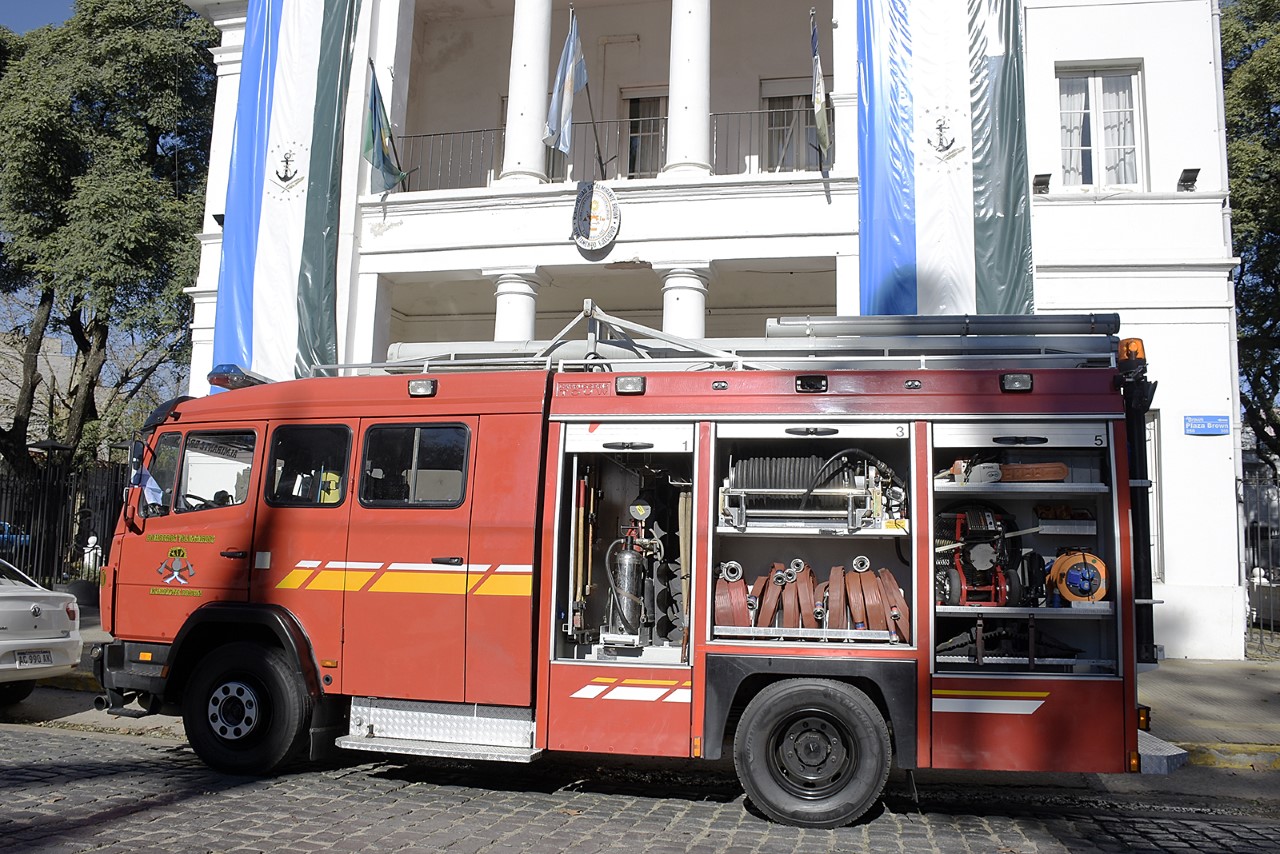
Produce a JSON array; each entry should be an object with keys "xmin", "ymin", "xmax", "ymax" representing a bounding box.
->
[
  {"xmin": 935, "ymin": 604, "xmax": 1113, "ymax": 619},
  {"xmin": 934, "ymin": 482, "xmax": 1108, "ymax": 495},
  {"xmin": 935, "ymin": 655, "xmax": 1116, "ymax": 667},
  {"xmin": 713, "ymin": 626, "xmax": 899, "ymax": 643},
  {"xmin": 715, "ymin": 525, "xmax": 909, "ymax": 538}
]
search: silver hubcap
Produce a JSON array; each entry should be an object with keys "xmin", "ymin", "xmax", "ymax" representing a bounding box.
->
[{"xmin": 207, "ymin": 680, "xmax": 260, "ymax": 741}]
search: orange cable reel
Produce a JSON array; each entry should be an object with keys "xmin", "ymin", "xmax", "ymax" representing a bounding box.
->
[{"xmin": 1048, "ymin": 551, "xmax": 1108, "ymax": 603}]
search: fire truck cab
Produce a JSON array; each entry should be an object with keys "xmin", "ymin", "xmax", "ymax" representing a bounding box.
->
[{"xmin": 95, "ymin": 303, "xmax": 1157, "ymax": 828}]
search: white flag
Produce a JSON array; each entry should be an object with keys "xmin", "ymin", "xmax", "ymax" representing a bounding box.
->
[{"xmin": 811, "ymin": 10, "xmax": 830, "ymax": 154}]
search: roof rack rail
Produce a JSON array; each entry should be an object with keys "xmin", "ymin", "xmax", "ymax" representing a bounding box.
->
[{"xmin": 313, "ymin": 301, "xmax": 1123, "ymax": 377}]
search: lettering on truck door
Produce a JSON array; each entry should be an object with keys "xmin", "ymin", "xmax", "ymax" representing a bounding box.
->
[{"xmin": 115, "ymin": 428, "xmax": 261, "ymax": 642}]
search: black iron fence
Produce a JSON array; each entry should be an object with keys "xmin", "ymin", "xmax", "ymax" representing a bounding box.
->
[
  {"xmin": 0, "ymin": 463, "xmax": 128, "ymax": 594},
  {"xmin": 1242, "ymin": 471, "xmax": 1279, "ymax": 658},
  {"xmin": 395, "ymin": 107, "xmax": 834, "ymax": 192}
]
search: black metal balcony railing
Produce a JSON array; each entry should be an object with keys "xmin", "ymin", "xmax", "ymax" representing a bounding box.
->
[{"xmin": 393, "ymin": 108, "xmax": 835, "ymax": 193}]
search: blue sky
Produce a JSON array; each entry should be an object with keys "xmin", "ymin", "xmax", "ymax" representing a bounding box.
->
[{"xmin": 0, "ymin": 0, "xmax": 74, "ymax": 34}]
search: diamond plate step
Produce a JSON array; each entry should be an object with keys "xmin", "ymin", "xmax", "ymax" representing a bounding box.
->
[{"xmin": 335, "ymin": 735, "xmax": 542, "ymax": 763}]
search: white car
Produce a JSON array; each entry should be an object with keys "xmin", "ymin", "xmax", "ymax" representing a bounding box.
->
[{"xmin": 0, "ymin": 558, "xmax": 83, "ymax": 706}]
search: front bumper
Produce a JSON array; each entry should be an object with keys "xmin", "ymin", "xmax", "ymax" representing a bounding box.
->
[{"xmin": 93, "ymin": 639, "xmax": 173, "ymax": 715}]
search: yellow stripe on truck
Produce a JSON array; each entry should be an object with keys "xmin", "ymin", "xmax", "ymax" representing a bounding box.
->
[{"xmin": 473, "ymin": 575, "xmax": 533, "ymax": 597}]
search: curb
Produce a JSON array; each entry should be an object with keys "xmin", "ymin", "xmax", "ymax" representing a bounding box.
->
[
  {"xmin": 1179, "ymin": 742, "xmax": 1280, "ymax": 772},
  {"xmin": 40, "ymin": 669, "xmax": 102, "ymax": 695}
]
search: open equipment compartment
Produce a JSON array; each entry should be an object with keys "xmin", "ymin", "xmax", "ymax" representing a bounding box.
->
[
  {"xmin": 554, "ymin": 422, "xmax": 695, "ymax": 665},
  {"xmin": 709, "ymin": 422, "xmax": 915, "ymax": 645},
  {"xmin": 930, "ymin": 421, "xmax": 1120, "ymax": 674}
]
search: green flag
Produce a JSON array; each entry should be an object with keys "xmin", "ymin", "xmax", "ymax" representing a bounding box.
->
[{"xmin": 363, "ymin": 63, "xmax": 406, "ymax": 193}]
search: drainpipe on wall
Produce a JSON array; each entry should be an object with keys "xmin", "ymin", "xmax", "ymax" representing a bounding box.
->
[{"xmin": 1211, "ymin": 0, "xmax": 1248, "ymax": 604}]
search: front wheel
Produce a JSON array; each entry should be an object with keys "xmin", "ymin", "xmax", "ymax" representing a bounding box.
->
[
  {"xmin": 182, "ymin": 642, "xmax": 312, "ymax": 775},
  {"xmin": 734, "ymin": 679, "xmax": 891, "ymax": 828}
]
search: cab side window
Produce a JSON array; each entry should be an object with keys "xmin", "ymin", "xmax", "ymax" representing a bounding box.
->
[
  {"xmin": 360, "ymin": 424, "xmax": 468, "ymax": 507},
  {"xmin": 139, "ymin": 432, "xmax": 182, "ymax": 517},
  {"xmin": 266, "ymin": 425, "xmax": 351, "ymax": 507},
  {"xmin": 175, "ymin": 432, "xmax": 256, "ymax": 513}
]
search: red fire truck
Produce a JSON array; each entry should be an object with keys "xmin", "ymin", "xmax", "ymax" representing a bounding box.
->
[{"xmin": 94, "ymin": 303, "xmax": 1158, "ymax": 828}]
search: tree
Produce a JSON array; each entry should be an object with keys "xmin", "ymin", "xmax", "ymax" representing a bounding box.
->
[
  {"xmin": 0, "ymin": 0, "xmax": 215, "ymax": 476},
  {"xmin": 1224, "ymin": 0, "xmax": 1280, "ymax": 468}
]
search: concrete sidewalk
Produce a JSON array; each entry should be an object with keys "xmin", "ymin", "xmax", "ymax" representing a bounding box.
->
[{"xmin": 42, "ymin": 608, "xmax": 1280, "ymax": 771}]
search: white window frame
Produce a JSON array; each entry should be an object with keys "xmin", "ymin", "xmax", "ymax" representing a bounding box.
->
[
  {"xmin": 621, "ymin": 87, "xmax": 667, "ymax": 179},
  {"xmin": 1056, "ymin": 65, "xmax": 1146, "ymax": 192},
  {"xmin": 760, "ymin": 76, "xmax": 833, "ymax": 173}
]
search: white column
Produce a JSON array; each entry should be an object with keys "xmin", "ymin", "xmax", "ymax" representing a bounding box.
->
[
  {"xmin": 657, "ymin": 265, "xmax": 709, "ymax": 338},
  {"xmin": 188, "ymin": 2, "xmax": 248, "ymax": 397},
  {"xmin": 830, "ymin": 0, "xmax": 858, "ymax": 174},
  {"xmin": 347, "ymin": 273, "xmax": 392, "ymax": 367},
  {"xmin": 371, "ymin": 0, "xmax": 415, "ymax": 134},
  {"xmin": 488, "ymin": 269, "xmax": 544, "ymax": 341},
  {"xmin": 499, "ymin": 0, "xmax": 553, "ymax": 183},
  {"xmin": 835, "ymin": 253, "xmax": 859, "ymax": 316},
  {"xmin": 661, "ymin": 0, "xmax": 711, "ymax": 178}
]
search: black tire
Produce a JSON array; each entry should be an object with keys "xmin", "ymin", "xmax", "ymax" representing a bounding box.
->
[
  {"xmin": 0, "ymin": 680, "xmax": 36, "ymax": 707},
  {"xmin": 1004, "ymin": 566, "xmax": 1024, "ymax": 607},
  {"xmin": 944, "ymin": 566, "xmax": 964, "ymax": 606},
  {"xmin": 733, "ymin": 679, "xmax": 891, "ymax": 828},
  {"xmin": 182, "ymin": 642, "xmax": 312, "ymax": 775}
]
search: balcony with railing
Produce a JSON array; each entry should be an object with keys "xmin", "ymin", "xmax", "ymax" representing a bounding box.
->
[{"xmin": 394, "ymin": 107, "xmax": 837, "ymax": 193}]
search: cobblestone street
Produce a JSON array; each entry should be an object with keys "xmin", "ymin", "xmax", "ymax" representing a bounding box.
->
[{"xmin": 1, "ymin": 726, "xmax": 1277, "ymax": 854}]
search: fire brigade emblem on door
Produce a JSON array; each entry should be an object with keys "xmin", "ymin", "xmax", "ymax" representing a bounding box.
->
[{"xmin": 158, "ymin": 547, "xmax": 196, "ymax": 585}]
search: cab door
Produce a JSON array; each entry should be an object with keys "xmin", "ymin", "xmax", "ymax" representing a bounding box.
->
[
  {"xmin": 114, "ymin": 426, "xmax": 261, "ymax": 642},
  {"xmin": 341, "ymin": 418, "xmax": 478, "ymax": 701},
  {"xmin": 251, "ymin": 422, "xmax": 356, "ymax": 686}
]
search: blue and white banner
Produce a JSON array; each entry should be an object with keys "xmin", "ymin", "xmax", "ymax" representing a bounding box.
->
[
  {"xmin": 857, "ymin": 0, "xmax": 1034, "ymax": 316},
  {"xmin": 213, "ymin": 0, "xmax": 360, "ymax": 383}
]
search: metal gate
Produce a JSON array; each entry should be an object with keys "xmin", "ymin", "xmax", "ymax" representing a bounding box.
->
[
  {"xmin": 1242, "ymin": 471, "xmax": 1280, "ymax": 657},
  {"xmin": 0, "ymin": 463, "xmax": 128, "ymax": 592}
]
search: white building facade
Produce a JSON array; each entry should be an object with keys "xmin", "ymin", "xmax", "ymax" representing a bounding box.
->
[{"xmin": 185, "ymin": 0, "xmax": 1244, "ymax": 659}]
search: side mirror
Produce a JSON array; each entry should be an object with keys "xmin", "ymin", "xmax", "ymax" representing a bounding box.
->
[{"xmin": 123, "ymin": 489, "xmax": 143, "ymax": 533}]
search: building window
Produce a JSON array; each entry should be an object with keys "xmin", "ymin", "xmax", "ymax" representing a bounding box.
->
[
  {"xmin": 626, "ymin": 95, "xmax": 666, "ymax": 178},
  {"xmin": 764, "ymin": 94, "xmax": 830, "ymax": 172},
  {"xmin": 1058, "ymin": 68, "xmax": 1142, "ymax": 189}
]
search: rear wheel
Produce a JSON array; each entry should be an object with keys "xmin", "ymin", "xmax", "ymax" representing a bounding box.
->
[
  {"xmin": 734, "ymin": 679, "xmax": 891, "ymax": 828},
  {"xmin": 0, "ymin": 680, "xmax": 36, "ymax": 707},
  {"xmin": 182, "ymin": 642, "xmax": 311, "ymax": 775},
  {"xmin": 943, "ymin": 566, "xmax": 964, "ymax": 606},
  {"xmin": 1003, "ymin": 566, "xmax": 1024, "ymax": 607}
]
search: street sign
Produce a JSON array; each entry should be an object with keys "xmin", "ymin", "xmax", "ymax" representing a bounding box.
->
[{"xmin": 1183, "ymin": 415, "xmax": 1230, "ymax": 436}]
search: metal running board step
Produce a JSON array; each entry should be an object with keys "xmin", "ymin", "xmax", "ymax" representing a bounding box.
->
[{"xmin": 335, "ymin": 735, "xmax": 542, "ymax": 763}]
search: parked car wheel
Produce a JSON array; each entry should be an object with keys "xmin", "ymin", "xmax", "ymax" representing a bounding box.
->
[{"xmin": 0, "ymin": 680, "xmax": 35, "ymax": 707}]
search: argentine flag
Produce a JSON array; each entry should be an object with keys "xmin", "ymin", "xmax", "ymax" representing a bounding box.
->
[
  {"xmin": 213, "ymin": 0, "xmax": 361, "ymax": 384},
  {"xmin": 858, "ymin": 0, "xmax": 1034, "ymax": 316}
]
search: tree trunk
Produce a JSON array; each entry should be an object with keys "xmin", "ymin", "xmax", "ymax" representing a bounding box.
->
[
  {"xmin": 63, "ymin": 318, "xmax": 110, "ymax": 455},
  {"xmin": 0, "ymin": 288, "xmax": 54, "ymax": 477}
]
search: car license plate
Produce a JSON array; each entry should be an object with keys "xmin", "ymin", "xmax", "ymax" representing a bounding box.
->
[{"xmin": 16, "ymin": 650, "xmax": 53, "ymax": 668}]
